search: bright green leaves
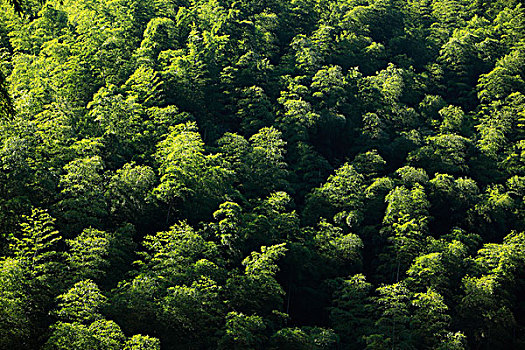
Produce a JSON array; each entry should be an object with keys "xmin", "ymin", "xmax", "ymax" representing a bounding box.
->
[
  {"xmin": 112, "ymin": 221, "xmax": 223, "ymax": 341},
  {"xmin": 270, "ymin": 327, "xmax": 338, "ymax": 349},
  {"xmin": 57, "ymin": 156, "xmax": 106, "ymax": 233},
  {"xmin": 380, "ymin": 184, "xmax": 430, "ymax": 279},
  {"xmin": 384, "ymin": 184, "xmax": 429, "ymax": 227},
  {"xmin": 438, "ymin": 105, "xmax": 469, "ymax": 135},
  {"xmin": 114, "ymin": 220, "xmax": 289, "ymax": 348},
  {"xmin": 160, "ymin": 277, "xmax": 224, "ymax": 347},
  {"xmin": 213, "ymin": 201, "xmax": 244, "ymax": 255},
  {"xmin": 45, "ymin": 321, "xmax": 112, "ymax": 350},
  {"xmin": 135, "ymin": 17, "xmax": 178, "ymax": 67},
  {"xmin": 46, "ymin": 280, "xmax": 124, "ymax": 348},
  {"xmin": 122, "ymin": 65, "xmax": 164, "ymax": 107},
  {"xmin": 314, "ymin": 220, "xmax": 363, "ymax": 268},
  {"xmin": 54, "ymin": 280, "xmax": 107, "ymax": 323},
  {"xmin": 475, "ymin": 93, "xmax": 525, "ymax": 175},
  {"xmin": 366, "ymin": 282, "xmax": 461, "ymax": 350},
  {"xmin": 437, "ymin": 15, "xmax": 499, "ymax": 106},
  {"xmin": 246, "ymin": 127, "xmax": 289, "ymax": 195},
  {"xmin": 87, "ymin": 80, "xmax": 151, "ymax": 165},
  {"xmin": 211, "ymin": 192, "xmax": 299, "ymax": 258},
  {"xmin": 353, "ymin": 150, "xmax": 387, "ymax": 179},
  {"xmin": 0, "ymin": 209, "xmax": 64, "ymax": 348},
  {"xmin": 478, "ymin": 49, "xmax": 525, "ymax": 103},
  {"xmin": 66, "ymin": 229, "xmax": 111, "ymax": 281},
  {"xmin": 46, "ymin": 318, "xmax": 139, "ymax": 350},
  {"xmin": 243, "ymin": 243, "xmax": 287, "ymax": 276},
  {"xmin": 304, "ymin": 163, "xmax": 365, "ymax": 227},
  {"xmin": 457, "ymin": 275, "xmax": 514, "ymax": 349},
  {"xmin": 410, "ymin": 289, "xmax": 456, "ymax": 348},
  {"xmin": 140, "ymin": 222, "xmax": 219, "ymax": 281},
  {"xmin": 249, "ymin": 126, "xmax": 287, "ymax": 165},
  {"xmin": 218, "ymin": 127, "xmax": 289, "ymax": 198},
  {"xmin": 154, "ymin": 122, "xmax": 206, "ymax": 177},
  {"xmin": 1, "ymin": 0, "xmax": 525, "ymax": 348},
  {"xmin": 155, "ymin": 121, "xmax": 233, "ymax": 221},
  {"xmin": 277, "ymin": 75, "xmax": 320, "ymax": 142},
  {"xmin": 235, "ymin": 86, "xmax": 275, "ymax": 135},
  {"xmin": 0, "ymin": 257, "xmax": 32, "ymax": 348},
  {"xmin": 106, "ymin": 162, "xmax": 156, "ymax": 224},
  {"xmin": 218, "ymin": 312, "xmax": 267, "ymax": 349},
  {"xmin": 408, "ymin": 133, "xmax": 473, "ymax": 175},
  {"xmin": 406, "ymin": 240, "xmax": 470, "ymax": 301},
  {"xmin": 394, "ymin": 166, "xmax": 429, "ymax": 187},
  {"xmin": 226, "ymin": 243, "xmax": 288, "ymax": 316},
  {"xmin": 291, "ymin": 27, "xmax": 334, "ymax": 74},
  {"xmin": 474, "ymin": 184, "xmax": 514, "ymax": 234},
  {"xmin": 124, "ymin": 335, "xmax": 160, "ymax": 350},
  {"xmin": 365, "ymin": 282, "xmax": 413, "ymax": 350},
  {"xmin": 476, "ymin": 231, "xmax": 525, "ymax": 282},
  {"xmin": 9, "ymin": 208, "xmax": 61, "ymax": 275},
  {"xmin": 48, "ymin": 279, "xmax": 160, "ymax": 349},
  {"xmin": 329, "ymin": 274, "xmax": 373, "ymax": 349},
  {"xmin": 311, "ymin": 65, "xmax": 347, "ymax": 109}
]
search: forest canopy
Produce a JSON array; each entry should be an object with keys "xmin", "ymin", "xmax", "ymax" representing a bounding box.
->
[{"xmin": 0, "ymin": 0, "xmax": 524, "ymax": 348}]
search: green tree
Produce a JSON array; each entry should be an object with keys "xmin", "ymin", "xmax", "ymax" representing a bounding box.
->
[
  {"xmin": 54, "ymin": 280, "xmax": 107, "ymax": 323},
  {"xmin": 329, "ymin": 274, "xmax": 373, "ymax": 349},
  {"xmin": 66, "ymin": 228, "xmax": 111, "ymax": 282},
  {"xmin": 218, "ymin": 312, "xmax": 268, "ymax": 350},
  {"xmin": 106, "ymin": 162, "xmax": 157, "ymax": 226},
  {"xmin": 225, "ymin": 243, "xmax": 288, "ymax": 316},
  {"xmin": 154, "ymin": 121, "xmax": 233, "ymax": 222},
  {"xmin": 124, "ymin": 335, "xmax": 161, "ymax": 350},
  {"xmin": 0, "ymin": 257, "xmax": 32, "ymax": 349},
  {"xmin": 303, "ymin": 163, "xmax": 365, "ymax": 227},
  {"xmin": 245, "ymin": 126, "xmax": 289, "ymax": 196},
  {"xmin": 56, "ymin": 156, "xmax": 107, "ymax": 234},
  {"xmin": 9, "ymin": 208, "xmax": 62, "ymax": 277},
  {"xmin": 365, "ymin": 282, "xmax": 414, "ymax": 350}
]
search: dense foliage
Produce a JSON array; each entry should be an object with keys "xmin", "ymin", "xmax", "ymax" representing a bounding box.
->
[{"xmin": 0, "ymin": 0, "xmax": 524, "ymax": 348}]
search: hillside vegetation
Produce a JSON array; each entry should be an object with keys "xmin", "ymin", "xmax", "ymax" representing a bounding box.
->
[{"xmin": 0, "ymin": 0, "xmax": 525, "ymax": 348}]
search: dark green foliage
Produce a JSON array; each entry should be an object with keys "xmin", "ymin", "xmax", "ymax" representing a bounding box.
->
[{"xmin": 0, "ymin": 0, "xmax": 524, "ymax": 348}]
